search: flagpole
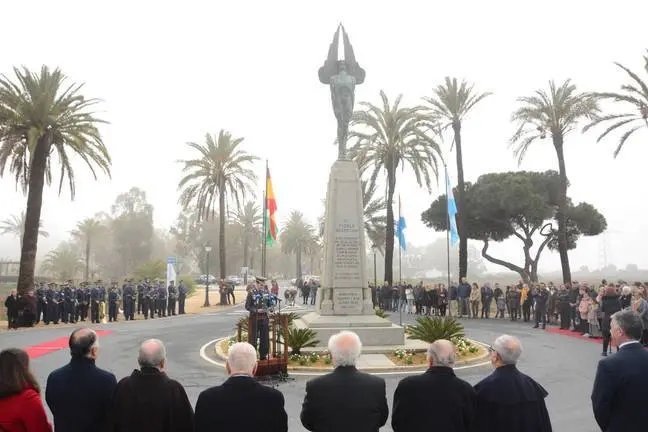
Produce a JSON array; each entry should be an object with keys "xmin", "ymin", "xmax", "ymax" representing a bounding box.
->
[
  {"xmin": 398, "ymin": 194, "xmax": 402, "ymax": 283},
  {"xmin": 444, "ymin": 163, "xmax": 451, "ymax": 293},
  {"xmin": 262, "ymin": 160, "xmax": 268, "ymax": 278}
]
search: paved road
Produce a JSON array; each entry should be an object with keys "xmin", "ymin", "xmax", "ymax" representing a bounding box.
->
[{"xmin": 1, "ymin": 301, "xmax": 601, "ymax": 431}]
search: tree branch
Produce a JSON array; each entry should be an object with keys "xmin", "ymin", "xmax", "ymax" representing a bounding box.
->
[{"xmin": 481, "ymin": 239, "xmax": 529, "ymax": 283}]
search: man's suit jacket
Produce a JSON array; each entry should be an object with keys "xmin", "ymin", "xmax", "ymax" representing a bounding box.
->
[
  {"xmin": 392, "ymin": 367, "xmax": 476, "ymax": 432},
  {"xmin": 45, "ymin": 357, "xmax": 117, "ymax": 432},
  {"xmin": 194, "ymin": 375, "xmax": 287, "ymax": 432},
  {"xmin": 300, "ymin": 366, "xmax": 388, "ymax": 432},
  {"xmin": 591, "ymin": 341, "xmax": 648, "ymax": 431}
]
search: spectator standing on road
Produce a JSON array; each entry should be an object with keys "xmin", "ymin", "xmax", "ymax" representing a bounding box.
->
[
  {"xmin": 474, "ymin": 335, "xmax": 552, "ymax": 432},
  {"xmin": 178, "ymin": 280, "xmax": 188, "ymax": 314},
  {"xmin": 300, "ymin": 331, "xmax": 388, "ymax": 432},
  {"xmin": 105, "ymin": 339, "xmax": 194, "ymax": 432},
  {"xmin": 195, "ymin": 342, "xmax": 287, "ymax": 432},
  {"xmin": 591, "ymin": 309, "xmax": 648, "ymax": 431},
  {"xmin": 4, "ymin": 289, "xmax": 18, "ymax": 329},
  {"xmin": 46, "ymin": 328, "xmax": 117, "ymax": 432},
  {"xmin": 0, "ymin": 348, "xmax": 52, "ymax": 432},
  {"xmin": 392, "ymin": 339, "xmax": 475, "ymax": 432},
  {"xmin": 456, "ymin": 278, "xmax": 471, "ymax": 318}
]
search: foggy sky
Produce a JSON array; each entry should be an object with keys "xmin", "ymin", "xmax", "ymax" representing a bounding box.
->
[{"xmin": 1, "ymin": 0, "xmax": 646, "ymax": 273}]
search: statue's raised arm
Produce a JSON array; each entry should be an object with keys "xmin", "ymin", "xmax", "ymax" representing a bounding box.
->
[{"xmin": 318, "ymin": 26, "xmax": 340, "ymax": 85}]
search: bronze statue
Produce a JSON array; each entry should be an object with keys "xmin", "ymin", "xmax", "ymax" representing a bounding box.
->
[{"xmin": 319, "ymin": 24, "xmax": 365, "ymax": 160}]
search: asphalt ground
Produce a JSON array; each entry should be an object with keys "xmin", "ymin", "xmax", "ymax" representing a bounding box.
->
[{"xmin": 0, "ymin": 285, "xmax": 602, "ymax": 431}]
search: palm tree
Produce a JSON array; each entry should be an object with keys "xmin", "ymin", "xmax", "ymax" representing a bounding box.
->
[
  {"xmin": 0, "ymin": 212, "xmax": 49, "ymax": 248},
  {"xmin": 0, "ymin": 66, "xmax": 111, "ymax": 296},
  {"xmin": 280, "ymin": 211, "xmax": 317, "ymax": 278},
  {"xmin": 70, "ymin": 218, "xmax": 104, "ymax": 282},
  {"xmin": 40, "ymin": 243, "xmax": 84, "ymax": 281},
  {"xmin": 584, "ymin": 51, "xmax": 648, "ymax": 157},
  {"xmin": 349, "ymin": 91, "xmax": 441, "ymax": 285},
  {"xmin": 422, "ymin": 77, "xmax": 491, "ymax": 278},
  {"xmin": 233, "ymin": 201, "xmax": 262, "ymax": 278},
  {"xmin": 510, "ymin": 80, "xmax": 599, "ymax": 284},
  {"xmin": 177, "ymin": 130, "xmax": 258, "ymax": 298}
]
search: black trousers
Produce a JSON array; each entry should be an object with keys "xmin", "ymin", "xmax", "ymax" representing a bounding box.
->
[
  {"xmin": 90, "ymin": 301, "xmax": 100, "ymax": 323},
  {"xmin": 46, "ymin": 302, "xmax": 59, "ymax": 324},
  {"xmin": 535, "ymin": 305, "xmax": 546, "ymax": 327},
  {"xmin": 510, "ymin": 306, "xmax": 519, "ymax": 321},
  {"xmin": 523, "ymin": 302, "xmax": 532, "ymax": 322},
  {"xmin": 248, "ymin": 314, "xmax": 269, "ymax": 360},
  {"xmin": 178, "ymin": 295, "xmax": 186, "ymax": 314},
  {"xmin": 36, "ymin": 300, "xmax": 46, "ymax": 323},
  {"xmin": 108, "ymin": 302, "xmax": 118, "ymax": 321},
  {"xmin": 142, "ymin": 298, "xmax": 151, "ymax": 319},
  {"xmin": 228, "ymin": 291, "xmax": 236, "ymax": 305},
  {"xmin": 157, "ymin": 299, "xmax": 167, "ymax": 317},
  {"xmin": 481, "ymin": 299, "xmax": 492, "ymax": 318},
  {"xmin": 559, "ymin": 305, "xmax": 571, "ymax": 329},
  {"xmin": 137, "ymin": 295, "xmax": 143, "ymax": 314},
  {"xmin": 167, "ymin": 298, "xmax": 176, "ymax": 316}
]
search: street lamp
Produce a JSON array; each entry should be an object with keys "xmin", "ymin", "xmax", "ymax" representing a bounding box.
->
[
  {"xmin": 371, "ymin": 244, "xmax": 378, "ymax": 289},
  {"xmin": 204, "ymin": 244, "xmax": 212, "ymax": 307}
]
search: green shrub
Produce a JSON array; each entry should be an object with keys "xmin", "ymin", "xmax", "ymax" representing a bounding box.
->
[
  {"xmin": 374, "ymin": 308, "xmax": 390, "ymax": 319},
  {"xmin": 406, "ymin": 316, "xmax": 465, "ymax": 343},
  {"xmin": 286, "ymin": 328, "xmax": 319, "ymax": 355}
]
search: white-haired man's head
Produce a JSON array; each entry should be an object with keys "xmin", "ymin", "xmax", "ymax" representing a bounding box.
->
[
  {"xmin": 491, "ymin": 334, "xmax": 522, "ymax": 368},
  {"xmin": 328, "ymin": 331, "xmax": 362, "ymax": 367},
  {"xmin": 427, "ymin": 339, "xmax": 456, "ymax": 368},
  {"xmin": 226, "ymin": 342, "xmax": 258, "ymax": 376},
  {"xmin": 622, "ymin": 285, "xmax": 632, "ymax": 295},
  {"xmin": 138, "ymin": 339, "xmax": 167, "ymax": 370}
]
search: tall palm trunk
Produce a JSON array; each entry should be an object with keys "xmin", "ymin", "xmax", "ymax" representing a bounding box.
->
[
  {"xmin": 218, "ymin": 179, "xmax": 226, "ymax": 280},
  {"xmin": 384, "ymin": 158, "xmax": 396, "ymax": 286},
  {"xmin": 553, "ymin": 135, "xmax": 572, "ymax": 284},
  {"xmin": 84, "ymin": 239, "xmax": 91, "ymax": 282},
  {"xmin": 453, "ymin": 122, "xmax": 468, "ymax": 279},
  {"xmin": 17, "ymin": 134, "xmax": 52, "ymax": 297},
  {"xmin": 296, "ymin": 248, "xmax": 302, "ymax": 279}
]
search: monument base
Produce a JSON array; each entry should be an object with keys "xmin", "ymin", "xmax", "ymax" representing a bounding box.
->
[{"xmin": 295, "ymin": 312, "xmax": 405, "ymax": 348}]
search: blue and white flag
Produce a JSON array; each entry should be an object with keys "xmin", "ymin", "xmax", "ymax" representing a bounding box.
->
[
  {"xmin": 396, "ymin": 196, "xmax": 407, "ymax": 251},
  {"xmin": 446, "ymin": 173, "xmax": 460, "ymax": 246}
]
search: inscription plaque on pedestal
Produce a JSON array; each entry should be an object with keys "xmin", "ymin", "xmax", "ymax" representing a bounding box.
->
[
  {"xmin": 333, "ymin": 288, "xmax": 363, "ymax": 314},
  {"xmin": 333, "ymin": 221, "xmax": 361, "ymax": 287}
]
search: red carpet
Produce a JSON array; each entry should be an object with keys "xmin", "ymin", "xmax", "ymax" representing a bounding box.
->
[
  {"xmin": 25, "ymin": 330, "xmax": 113, "ymax": 359},
  {"xmin": 544, "ymin": 327, "xmax": 602, "ymax": 344}
]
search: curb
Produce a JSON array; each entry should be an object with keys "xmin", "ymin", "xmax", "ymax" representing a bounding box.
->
[{"xmin": 202, "ymin": 337, "xmax": 491, "ymax": 375}]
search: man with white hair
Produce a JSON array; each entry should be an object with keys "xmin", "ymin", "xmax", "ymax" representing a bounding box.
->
[
  {"xmin": 591, "ymin": 309, "xmax": 648, "ymax": 431},
  {"xmin": 392, "ymin": 339, "xmax": 476, "ymax": 431},
  {"xmin": 300, "ymin": 331, "xmax": 388, "ymax": 432},
  {"xmin": 105, "ymin": 339, "xmax": 194, "ymax": 432},
  {"xmin": 195, "ymin": 342, "xmax": 287, "ymax": 432},
  {"xmin": 473, "ymin": 335, "xmax": 552, "ymax": 432}
]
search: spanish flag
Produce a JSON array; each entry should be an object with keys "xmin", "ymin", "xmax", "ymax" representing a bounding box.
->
[{"xmin": 266, "ymin": 165, "xmax": 278, "ymax": 245}]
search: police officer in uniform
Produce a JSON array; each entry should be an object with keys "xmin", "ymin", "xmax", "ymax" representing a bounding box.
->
[
  {"xmin": 178, "ymin": 280, "xmax": 188, "ymax": 314},
  {"xmin": 62, "ymin": 281, "xmax": 75, "ymax": 324},
  {"xmin": 136, "ymin": 281, "xmax": 145, "ymax": 315},
  {"xmin": 90, "ymin": 282, "xmax": 101, "ymax": 323},
  {"xmin": 36, "ymin": 282, "xmax": 47, "ymax": 324},
  {"xmin": 533, "ymin": 283, "xmax": 550, "ymax": 329},
  {"xmin": 47, "ymin": 283, "xmax": 61, "ymax": 324},
  {"xmin": 245, "ymin": 277, "xmax": 271, "ymax": 360},
  {"xmin": 145, "ymin": 282, "xmax": 157, "ymax": 319},
  {"xmin": 156, "ymin": 282, "xmax": 167, "ymax": 317},
  {"xmin": 122, "ymin": 279, "xmax": 135, "ymax": 320},
  {"xmin": 167, "ymin": 280, "xmax": 177, "ymax": 316},
  {"xmin": 108, "ymin": 282, "xmax": 120, "ymax": 322}
]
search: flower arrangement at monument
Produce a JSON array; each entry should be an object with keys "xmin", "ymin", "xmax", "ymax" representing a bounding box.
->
[{"xmin": 252, "ymin": 291, "xmax": 279, "ymax": 310}]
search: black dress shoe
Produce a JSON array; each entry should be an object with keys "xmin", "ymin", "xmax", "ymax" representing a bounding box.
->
[{"xmin": 532, "ymin": 325, "xmax": 539, "ymax": 328}]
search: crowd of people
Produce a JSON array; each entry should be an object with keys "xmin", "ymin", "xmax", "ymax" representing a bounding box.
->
[
  {"xmin": 1, "ymin": 309, "xmax": 648, "ymax": 431},
  {"xmin": 371, "ymin": 278, "xmax": 648, "ymax": 350},
  {"xmin": 3, "ymin": 279, "xmax": 191, "ymax": 329}
]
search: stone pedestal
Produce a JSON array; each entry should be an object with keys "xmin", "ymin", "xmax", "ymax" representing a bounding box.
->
[{"xmin": 295, "ymin": 159, "xmax": 404, "ymax": 348}]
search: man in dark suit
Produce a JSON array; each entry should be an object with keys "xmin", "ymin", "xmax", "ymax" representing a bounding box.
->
[
  {"xmin": 195, "ymin": 342, "xmax": 287, "ymax": 432},
  {"xmin": 392, "ymin": 339, "xmax": 476, "ymax": 431},
  {"xmin": 591, "ymin": 309, "xmax": 648, "ymax": 431},
  {"xmin": 300, "ymin": 331, "xmax": 388, "ymax": 432},
  {"xmin": 45, "ymin": 328, "xmax": 117, "ymax": 431},
  {"xmin": 474, "ymin": 334, "xmax": 552, "ymax": 432}
]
